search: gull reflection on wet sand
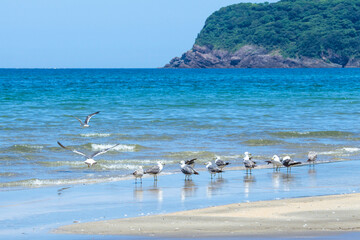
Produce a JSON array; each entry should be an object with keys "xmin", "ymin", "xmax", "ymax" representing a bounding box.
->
[
  {"xmin": 181, "ymin": 180, "xmax": 197, "ymax": 202},
  {"xmin": 133, "ymin": 185, "xmax": 144, "ymax": 202},
  {"xmin": 207, "ymin": 177, "xmax": 227, "ymax": 198},
  {"xmin": 147, "ymin": 183, "xmax": 163, "ymax": 204},
  {"xmin": 244, "ymin": 174, "xmax": 256, "ymax": 198}
]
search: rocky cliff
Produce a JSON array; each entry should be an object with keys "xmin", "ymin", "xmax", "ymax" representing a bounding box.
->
[{"xmin": 164, "ymin": 45, "xmax": 360, "ymax": 68}]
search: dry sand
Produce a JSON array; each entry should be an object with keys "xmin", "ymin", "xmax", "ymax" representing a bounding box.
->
[{"xmin": 55, "ymin": 193, "xmax": 360, "ymax": 237}]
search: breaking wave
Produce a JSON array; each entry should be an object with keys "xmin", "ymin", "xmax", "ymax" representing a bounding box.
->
[
  {"xmin": 91, "ymin": 143, "xmax": 143, "ymax": 152},
  {"xmin": 0, "ymin": 176, "xmax": 132, "ymax": 188},
  {"xmin": 80, "ymin": 133, "xmax": 111, "ymax": 137}
]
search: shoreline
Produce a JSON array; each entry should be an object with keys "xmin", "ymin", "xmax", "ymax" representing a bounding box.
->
[
  {"xmin": 55, "ymin": 192, "xmax": 360, "ymax": 237},
  {"xmin": 1, "ymin": 159, "xmax": 342, "ymax": 189}
]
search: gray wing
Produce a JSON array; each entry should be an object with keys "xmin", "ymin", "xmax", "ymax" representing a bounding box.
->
[
  {"xmin": 85, "ymin": 111, "xmax": 100, "ymax": 124},
  {"xmin": 91, "ymin": 143, "xmax": 119, "ymax": 158},
  {"xmin": 244, "ymin": 159, "xmax": 255, "ymax": 168},
  {"xmin": 57, "ymin": 141, "xmax": 88, "ymax": 158},
  {"xmin": 145, "ymin": 166, "xmax": 160, "ymax": 174},
  {"xmin": 209, "ymin": 165, "xmax": 222, "ymax": 173},
  {"xmin": 181, "ymin": 165, "xmax": 194, "ymax": 174},
  {"xmin": 216, "ymin": 159, "xmax": 225, "ymax": 167},
  {"xmin": 72, "ymin": 116, "xmax": 84, "ymax": 125}
]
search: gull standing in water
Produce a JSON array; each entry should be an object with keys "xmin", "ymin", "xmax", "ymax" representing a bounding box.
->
[
  {"xmin": 307, "ymin": 151, "xmax": 317, "ymax": 166},
  {"xmin": 205, "ymin": 162, "xmax": 223, "ymax": 179},
  {"xmin": 72, "ymin": 111, "xmax": 100, "ymax": 128},
  {"xmin": 180, "ymin": 161, "xmax": 199, "ymax": 180},
  {"xmin": 57, "ymin": 141, "xmax": 119, "ymax": 167},
  {"xmin": 144, "ymin": 161, "xmax": 165, "ymax": 181},
  {"xmin": 281, "ymin": 156, "xmax": 301, "ymax": 173},
  {"xmin": 266, "ymin": 155, "xmax": 283, "ymax": 171},
  {"xmin": 215, "ymin": 156, "xmax": 230, "ymax": 171},
  {"xmin": 133, "ymin": 166, "xmax": 144, "ymax": 184},
  {"xmin": 243, "ymin": 152, "xmax": 256, "ymax": 174}
]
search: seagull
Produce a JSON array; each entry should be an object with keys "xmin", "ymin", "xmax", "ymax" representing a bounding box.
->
[
  {"xmin": 133, "ymin": 166, "xmax": 144, "ymax": 184},
  {"xmin": 57, "ymin": 141, "xmax": 119, "ymax": 167},
  {"xmin": 205, "ymin": 162, "xmax": 223, "ymax": 179},
  {"xmin": 243, "ymin": 152, "xmax": 256, "ymax": 174},
  {"xmin": 307, "ymin": 151, "xmax": 317, "ymax": 166},
  {"xmin": 266, "ymin": 155, "xmax": 283, "ymax": 171},
  {"xmin": 144, "ymin": 161, "xmax": 164, "ymax": 181},
  {"xmin": 215, "ymin": 156, "xmax": 230, "ymax": 171},
  {"xmin": 180, "ymin": 160, "xmax": 199, "ymax": 180},
  {"xmin": 72, "ymin": 111, "xmax": 100, "ymax": 128},
  {"xmin": 185, "ymin": 158, "xmax": 197, "ymax": 167},
  {"xmin": 281, "ymin": 156, "xmax": 301, "ymax": 173}
]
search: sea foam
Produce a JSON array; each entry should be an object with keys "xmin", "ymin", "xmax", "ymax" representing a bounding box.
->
[
  {"xmin": 80, "ymin": 133, "xmax": 111, "ymax": 137},
  {"xmin": 91, "ymin": 144, "xmax": 137, "ymax": 152}
]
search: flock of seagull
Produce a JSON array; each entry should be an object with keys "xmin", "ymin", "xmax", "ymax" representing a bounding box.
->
[
  {"xmin": 56, "ymin": 111, "xmax": 318, "ymax": 184},
  {"xmin": 133, "ymin": 151, "xmax": 317, "ymax": 183}
]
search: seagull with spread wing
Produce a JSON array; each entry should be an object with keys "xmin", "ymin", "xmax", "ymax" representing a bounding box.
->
[
  {"xmin": 57, "ymin": 141, "xmax": 119, "ymax": 167},
  {"xmin": 72, "ymin": 111, "xmax": 100, "ymax": 128}
]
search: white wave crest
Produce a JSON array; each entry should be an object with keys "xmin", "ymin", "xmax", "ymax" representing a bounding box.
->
[
  {"xmin": 343, "ymin": 147, "xmax": 360, "ymax": 153},
  {"xmin": 101, "ymin": 164, "xmax": 140, "ymax": 170},
  {"xmin": 318, "ymin": 147, "xmax": 360, "ymax": 156},
  {"xmin": 80, "ymin": 133, "xmax": 111, "ymax": 137},
  {"xmin": 15, "ymin": 144, "xmax": 43, "ymax": 149},
  {"xmin": 91, "ymin": 144, "xmax": 136, "ymax": 152},
  {"xmin": 1, "ymin": 176, "xmax": 133, "ymax": 188}
]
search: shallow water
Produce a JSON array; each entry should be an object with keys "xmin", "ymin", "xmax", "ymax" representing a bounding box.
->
[
  {"xmin": 1, "ymin": 69, "xmax": 360, "ymax": 188},
  {"xmin": 1, "ymin": 160, "xmax": 360, "ymax": 239}
]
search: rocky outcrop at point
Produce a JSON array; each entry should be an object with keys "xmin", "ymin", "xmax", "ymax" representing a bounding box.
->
[{"xmin": 164, "ymin": 45, "xmax": 359, "ymax": 68}]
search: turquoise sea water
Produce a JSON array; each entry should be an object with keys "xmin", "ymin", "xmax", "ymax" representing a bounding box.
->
[
  {"xmin": 1, "ymin": 68, "xmax": 360, "ymax": 188},
  {"xmin": 2, "ymin": 69, "xmax": 360, "ymax": 239}
]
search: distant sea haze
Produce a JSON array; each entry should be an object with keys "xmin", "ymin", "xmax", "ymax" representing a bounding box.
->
[{"xmin": 1, "ymin": 68, "xmax": 360, "ymax": 188}]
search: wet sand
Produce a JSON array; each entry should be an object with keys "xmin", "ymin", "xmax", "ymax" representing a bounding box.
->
[{"xmin": 56, "ymin": 193, "xmax": 360, "ymax": 237}]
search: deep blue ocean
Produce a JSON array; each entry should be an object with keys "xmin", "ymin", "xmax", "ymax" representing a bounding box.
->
[{"xmin": 1, "ymin": 68, "xmax": 360, "ymax": 188}]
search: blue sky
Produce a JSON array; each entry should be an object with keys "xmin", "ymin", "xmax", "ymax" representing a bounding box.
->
[{"xmin": 0, "ymin": 0, "xmax": 269, "ymax": 68}]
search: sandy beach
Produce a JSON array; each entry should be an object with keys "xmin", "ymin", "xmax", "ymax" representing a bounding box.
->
[{"xmin": 56, "ymin": 193, "xmax": 360, "ymax": 237}]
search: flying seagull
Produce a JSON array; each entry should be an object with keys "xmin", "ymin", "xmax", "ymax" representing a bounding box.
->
[
  {"xmin": 180, "ymin": 160, "xmax": 199, "ymax": 180},
  {"xmin": 72, "ymin": 111, "xmax": 100, "ymax": 128},
  {"xmin": 205, "ymin": 162, "xmax": 223, "ymax": 179},
  {"xmin": 266, "ymin": 155, "xmax": 283, "ymax": 171},
  {"xmin": 185, "ymin": 158, "xmax": 197, "ymax": 167},
  {"xmin": 243, "ymin": 152, "xmax": 256, "ymax": 174},
  {"xmin": 215, "ymin": 156, "xmax": 230, "ymax": 171},
  {"xmin": 281, "ymin": 156, "xmax": 301, "ymax": 173},
  {"xmin": 57, "ymin": 141, "xmax": 119, "ymax": 167},
  {"xmin": 307, "ymin": 151, "xmax": 317, "ymax": 166},
  {"xmin": 133, "ymin": 166, "xmax": 144, "ymax": 184},
  {"xmin": 144, "ymin": 161, "xmax": 165, "ymax": 181}
]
